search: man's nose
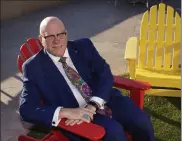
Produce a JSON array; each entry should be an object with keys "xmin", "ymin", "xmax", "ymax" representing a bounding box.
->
[{"xmin": 54, "ymin": 35, "xmax": 60, "ymax": 43}]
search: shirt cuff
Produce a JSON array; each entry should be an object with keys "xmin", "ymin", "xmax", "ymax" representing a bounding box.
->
[
  {"xmin": 52, "ymin": 107, "xmax": 62, "ymax": 127},
  {"xmin": 90, "ymin": 96, "xmax": 106, "ymax": 109}
]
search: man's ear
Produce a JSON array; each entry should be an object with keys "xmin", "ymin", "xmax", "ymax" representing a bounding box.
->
[
  {"xmin": 38, "ymin": 35, "xmax": 44, "ymax": 48},
  {"xmin": 38, "ymin": 35, "xmax": 42, "ymax": 42}
]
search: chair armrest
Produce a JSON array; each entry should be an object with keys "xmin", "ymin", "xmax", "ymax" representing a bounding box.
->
[
  {"xmin": 124, "ymin": 37, "xmax": 138, "ymax": 60},
  {"xmin": 113, "ymin": 75, "xmax": 151, "ymax": 90},
  {"xmin": 58, "ymin": 119, "xmax": 105, "ymax": 141},
  {"xmin": 124, "ymin": 37, "xmax": 138, "ymax": 78},
  {"xmin": 18, "ymin": 135, "xmax": 39, "ymax": 141},
  {"xmin": 113, "ymin": 75, "xmax": 151, "ymax": 109}
]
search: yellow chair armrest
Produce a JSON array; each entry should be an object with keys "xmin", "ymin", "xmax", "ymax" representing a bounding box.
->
[{"xmin": 124, "ymin": 37, "xmax": 138, "ymax": 60}]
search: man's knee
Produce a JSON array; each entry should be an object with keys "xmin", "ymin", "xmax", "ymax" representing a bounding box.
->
[
  {"xmin": 134, "ymin": 112, "xmax": 154, "ymax": 133},
  {"xmin": 130, "ymin": 112, "xmax": 155, "ymax": 141}
]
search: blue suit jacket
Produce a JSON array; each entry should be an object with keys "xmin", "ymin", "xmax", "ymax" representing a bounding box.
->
[{"xmin": 19, "ymin": 38, "xmax": 115, "ymax": 128}]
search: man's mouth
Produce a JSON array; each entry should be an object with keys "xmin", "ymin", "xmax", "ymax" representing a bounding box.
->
[{"xmin": 53, "ymin": 45, "xmax": 63, "ymax": 48}]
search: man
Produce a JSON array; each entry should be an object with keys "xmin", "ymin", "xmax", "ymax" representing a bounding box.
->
[{"xmin": 19, "ymin": 16, "xmax": 154, "ymax": 141}]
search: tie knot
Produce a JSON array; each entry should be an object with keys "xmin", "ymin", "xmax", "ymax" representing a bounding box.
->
[{"xmin": 59, "ymin": 57, "xmax": 66, "ymax": 64}]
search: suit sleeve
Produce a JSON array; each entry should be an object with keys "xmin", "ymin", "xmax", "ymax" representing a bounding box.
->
[
  {"xmin": 85, "ymin": 39, "xmax": 113, "ymax": 103},
  {"xmin": 19, "ymin": 63, "xmax": 57, "ymax": 128}
]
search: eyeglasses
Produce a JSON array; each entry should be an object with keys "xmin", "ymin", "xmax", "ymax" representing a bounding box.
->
[{"xmin": 41, "ymin": 31, "xmax": 67, "ymax": 41}]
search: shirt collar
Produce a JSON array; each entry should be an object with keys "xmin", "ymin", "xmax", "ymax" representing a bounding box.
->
[{"xmin": 46, "ymin": 48, "xmax": 69, "ymax": 63}]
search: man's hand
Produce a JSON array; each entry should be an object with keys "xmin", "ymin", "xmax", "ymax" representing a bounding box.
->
[
  {"xmin": 59, "ymin": 107, "xmax": 96, "ymax": 126},
  {"xmin": 85, "ymin": 104, "xmax": 96, "ymax": 113},
  {"xmin": 65, "ymin": 119, "xmax": 83, "ymax": 126},
  {"xmin": 64, "ymin": 105, "xmax": 97, "ymax": 126}
]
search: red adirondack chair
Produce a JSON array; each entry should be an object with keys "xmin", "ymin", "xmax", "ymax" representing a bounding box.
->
[{"xmin": 17, "ymin": 38, "xmax": 151, "ymax": 141}]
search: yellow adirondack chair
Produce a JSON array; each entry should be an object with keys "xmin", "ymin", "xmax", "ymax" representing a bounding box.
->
[{"xmin": 124, "ymin": 3, "xmax": 181, "ymax": 97}]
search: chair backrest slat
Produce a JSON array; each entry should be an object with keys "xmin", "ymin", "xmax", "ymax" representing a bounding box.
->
[
  {"xmin": 147, "ymin": 5, "xmax": 157, "ymax": 69},
  {"xmin": 27, "ymin": 38, "xmax": 43, "ymax": 54},
  {"xmin": 139, "ymin": 12, "xmax": 149, "ymax": 68},
  {"xmin": 164, "ymin": 5, "xmax": 174, "ymax": 70},
  {"xmin": 155, "ymin": 3, "xmax": 165, "ymax": 70},
  {"xmin": 173, "ymin": 12, "xmax": 181, "ymax": 71},
  {"xmin": 17, "ymin": 38, "xmax": 43, "ymax": 72},
  {"xmin": 138, "ymin": 3, "xmax": 181, "ymax": 73},
  {"xmin": 20, "ymin": 43, "xmax": 33, "ymax": 60}
]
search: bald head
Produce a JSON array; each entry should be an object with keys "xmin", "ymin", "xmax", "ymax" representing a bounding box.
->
[
  {"xmin": 39, "ymin": 16, "xmax": 65, "ymax": 35},
  {"xmin": 39, "ymin": 16, "xmax": 68, "ymax": 57}
]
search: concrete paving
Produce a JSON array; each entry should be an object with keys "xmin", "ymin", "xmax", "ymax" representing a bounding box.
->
[{"xmin": 1, "ymin": 0, "xmax": 180, "ymax": 141}]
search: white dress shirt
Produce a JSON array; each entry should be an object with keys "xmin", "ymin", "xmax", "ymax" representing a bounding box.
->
[{"xmin": 46, "ymin": 48, "xmax": 106, "ymax": 127}]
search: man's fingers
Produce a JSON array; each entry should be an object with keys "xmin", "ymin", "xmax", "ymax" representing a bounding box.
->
[
  {"xmin": 81, "ymin": 117, "xmax": 90, "ymax": 123},
  {"xmin": 65, "ymin": 119, "xmax": 72, "ymax": 125},
  {"xmin": 77, "ymin": 120, "xmax": 83, "ymax": 125},
  {"xmin": 65, "ymin": 119, "xmax": 82, "ymax": 126},
  {"xmin": 80, "ymin": 111, "xmax": 94, "ymax": 121},
  {"xmin": 65, "ymin": 119, "xmax": 70, "ymax": 124},
  {"xmin": 85, "ymin": 112, "xmax": 94, "ymax": 121},
  {"xmin": 90, "ymin": 114, "xmax": 93, "ymax": 121},
  {"xmin": 80, "ymin": 114, "xmax": 91, "ymax": 123},
  {"xmin": 83, "ymin": 112, "xmax": 93, "ymax": 121},
  {"xmin": 65, "ymin": 119, "xmax": 75, "ymax": 126},
  {"xmin": 70, "ymin": 119, "xmax": 80, "ymax": 126}
]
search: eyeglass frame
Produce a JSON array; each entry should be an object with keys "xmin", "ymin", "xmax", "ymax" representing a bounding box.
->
[{"xmin": 40, "ymin": 30, "xmax": 67, "ymax": 41}]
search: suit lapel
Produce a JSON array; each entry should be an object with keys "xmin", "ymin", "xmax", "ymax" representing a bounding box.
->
[
  {"xmin": 67, "ymin": 41, "xmax": 88, "ymax": 81},
  {"xmin": 39, "ymin": 49, "xmax": 79, "ymax": 107}
]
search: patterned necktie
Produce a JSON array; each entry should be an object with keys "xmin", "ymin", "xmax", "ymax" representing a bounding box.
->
[
  {"xmin": 59, "ymin": 57, "xmax": 112, "ymax": 118},
  {"xmin": 59, "ymin": 57, "xmax": 92, "ymax": 103}
]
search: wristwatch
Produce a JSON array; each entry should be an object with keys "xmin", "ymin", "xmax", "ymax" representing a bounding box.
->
[{"xmin": 88, "ymin": 101, "xmax": 100, "ymax": 110}]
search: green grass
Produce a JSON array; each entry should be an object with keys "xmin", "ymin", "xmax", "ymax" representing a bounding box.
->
[
  {"xmin": 28, "ymin": 77, "xmax": 181, "ymax": 141},
  {"xmin": 144, "ymin": 96, "xmax": 181, "ymax": 141}
]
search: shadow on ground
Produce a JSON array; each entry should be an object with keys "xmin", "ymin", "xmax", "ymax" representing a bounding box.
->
[{"xmin": 144, "ymin": 107, "xmax": 181, "ymax": 129}]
